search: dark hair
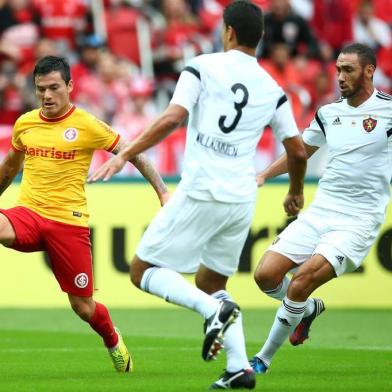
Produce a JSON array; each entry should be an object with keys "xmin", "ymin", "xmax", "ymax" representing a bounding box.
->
[
  {"xmin": 223, "ymin": 0, "xmax": 264, "ymax": 48},
  {"xmin": 33, "ymin": 56, "xmax": 71, "ymax": 84},
  {"xmin": 340, "ymin": 43, "xmax": 377, "ymax": 68}
]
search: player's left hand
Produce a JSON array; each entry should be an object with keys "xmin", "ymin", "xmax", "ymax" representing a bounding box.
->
[
  {"xmin": 88, "ymin": 155, "xmax": 127, "ymax": 182},
  {"xmin": 284, "ymin": 193, "xmax": 304, "ymax": 216}
]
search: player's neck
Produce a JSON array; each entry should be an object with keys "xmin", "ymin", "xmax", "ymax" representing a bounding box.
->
[
  {"xmin": 347, "ymin": 85, "xmax": 374, "ymax": 107},
  {"xmin": 229, "ymin": 45, "xmax": 256, "ymax": 57}
]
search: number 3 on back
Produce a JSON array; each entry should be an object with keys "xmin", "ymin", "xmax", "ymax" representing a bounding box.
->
[{"xmin": 219, "ymin": 83, "xmax": 249, "ymax": 134}]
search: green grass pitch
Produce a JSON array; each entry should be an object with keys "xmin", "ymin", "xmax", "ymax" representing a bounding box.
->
[{"xmin": 0, "ymin": 308, "xmax": 391, "ymax": 391}]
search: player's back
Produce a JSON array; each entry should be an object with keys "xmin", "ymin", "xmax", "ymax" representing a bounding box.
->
[{"xmin": 180, "ymin": 50, "xmax": 286, "ymax": 203}]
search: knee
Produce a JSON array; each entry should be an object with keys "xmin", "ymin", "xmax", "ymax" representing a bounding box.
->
[
  {"xmin": 254, "ymin": 266, "xmax": 281, "ymax": 292},
  {"xmin": 129, "ymin": 256, "xmax": 144, "ymax": 288},
  {"xmin": 0, "ymin": 214, "xmax": 16, "ymax": 246},
  {"xmin": 287, "ymin": 274, "xmax": 312, "ymax": 299}
]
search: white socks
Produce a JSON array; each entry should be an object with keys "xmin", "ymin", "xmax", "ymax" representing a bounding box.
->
[
  {"xmin": 140, "ymin": 268, "xmax": 249, "ymax": 372},
  {"xmin": 212, "ymin": 290, "xmax": 250, "ymax": 373},
  {"xmin": 256, "ymin": 296, "xmax": 306, "ymax": 366},
  {"xmin": 140, "ymin": 267, "xmax": 218, "ymax": 319},
  {"xmin": 263, "ymin": 276, "xmax": 290, "ymax": 300},
  {"xmin": 263, "ymin": 275, "xmax": 316, "ymax": 317}
]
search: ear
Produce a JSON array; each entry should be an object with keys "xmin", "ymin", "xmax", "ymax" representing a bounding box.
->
[
  {"xmin": 227, "ymin": 25, "xmax": 236, "ymax": 43},
  {"xmin": 67, "ymin": 79, "xmax": 74, "ymax": 94},
  {"xmin": 365, "ymin": 64, "xmax": 375, "ymax": 79}
]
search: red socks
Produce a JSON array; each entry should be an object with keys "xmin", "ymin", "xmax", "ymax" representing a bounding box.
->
[{"xmin": 88, "ymin": 302, "xmax": 119, "ymax": 348}]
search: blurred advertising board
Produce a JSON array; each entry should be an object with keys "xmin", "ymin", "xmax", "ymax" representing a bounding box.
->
[{"xmin": 0, "ymin": 181, "xmax": 391, "ymax": 308}]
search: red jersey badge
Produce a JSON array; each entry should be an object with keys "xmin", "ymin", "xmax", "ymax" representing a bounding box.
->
[{"xmin": 363, "ymin": 117, "xmax": 377, "ymax": 132}]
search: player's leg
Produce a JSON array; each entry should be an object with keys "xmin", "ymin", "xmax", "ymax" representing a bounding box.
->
[
  {"xmin": 130, "ymin": 190, "xmax": 227, "ymax": 321},
  {"xmin": 197, "ymin": 201, "xmax": 256, "ymax": 390},
  {"xmin": 130, "ymin": 255, "xmax": 220, "ymax": 320},
  {"xmin": 44, "ymin": 220, "xmax": 131, "ymax": 373},
  {"xmin": 251, "ymin": 212, "xmax": 321, "ymax": 373},
  {"xmin": 131, "ymin": 257, "xmax": 240, "ymax": 366},
  {"xmin": 0, "ymin": 212, "xmax": 16, "ymax": 246},
  {"xmin": 67, "ymin": 294, "xmax": 131, "ymax": 372},
  {"xmin": 287, "ymin": 213, "xmax": 381, "ymax": 347},
  {"xmin": 254, "ymin": 250, "xmax": 295, "ymax": 300},
  {"xmin": 0, "ymin": 207, "xmax": 45, "ymax": 251},
  {"xmin": 256, "ymin": 254, "xmax": 334, "ymax": 369},
  {"xmin": 195, "ymin": 265, "xmax": 254, "ymax": 390}
]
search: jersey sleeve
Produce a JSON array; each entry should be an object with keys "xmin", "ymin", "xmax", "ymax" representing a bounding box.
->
[
  {"xmin": 89, "ymin": 116, "xmax": 120, "ymax": 152},
  {"xmin": 170, "ymin": 58, "xmax": 202, "ymax": 112},
  {"xmin": 269, "ymin": 94, "xmax": 300, "ymax": 142},
  {"xmin": 302, "ymin": 109, "xmax": 327, "ymax": 147},
  {"xmin": 11, "ymin": 118, "xmax": 25, "ymax": 152}
]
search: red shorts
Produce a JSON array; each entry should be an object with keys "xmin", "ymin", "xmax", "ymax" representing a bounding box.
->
[{"xmin": 0, "ymin": 206, "xmax": 93, "ymax": 296}]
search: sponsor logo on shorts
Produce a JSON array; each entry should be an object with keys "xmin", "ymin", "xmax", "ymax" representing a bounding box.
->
[
  {"xmin": 63, "ymin": 128, "xmax": 78, "ymax": 141},
  {"xmin": 74, "ymin": 273, "xmax": 89, "ymax": 288},
  {"xmin": 272, "ymin": 236, "xmax": 280, "ymax": 245},
  {"xmin": 335, "ymin": 255, "xmax": 345, "ymax": 264}
]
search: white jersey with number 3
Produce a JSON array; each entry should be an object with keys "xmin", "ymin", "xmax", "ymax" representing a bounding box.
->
[{"xmin": 170, "ymin": 49, "xmax": 299, "ymax": 203}]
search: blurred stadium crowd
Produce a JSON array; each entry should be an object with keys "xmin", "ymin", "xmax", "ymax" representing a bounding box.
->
[{"xmin": 0, "ymin": 0, "xmax": 391, "ymax": 177}]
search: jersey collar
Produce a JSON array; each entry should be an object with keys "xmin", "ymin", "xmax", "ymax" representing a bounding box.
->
[
  {"xmin": 39, "ymin": 104, "xmax": 76, "ymax": 122},
  {"xmin": 228, "ymin": 49, "xmax": 257, "ymax": 62}
]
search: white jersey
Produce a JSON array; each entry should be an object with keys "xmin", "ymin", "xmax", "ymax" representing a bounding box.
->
[
  {"xmin": 170, "ymin": 49, "xmax": 299, "ymax": 203},
  {"xmin": 303, "ymin": 89, "xmax": 392, "ymax": 222}
]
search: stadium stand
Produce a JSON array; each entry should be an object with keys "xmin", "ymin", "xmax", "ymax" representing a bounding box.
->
[{"xmin": 0, "ymin": 0, "xmax": 391, "ymax": 176}]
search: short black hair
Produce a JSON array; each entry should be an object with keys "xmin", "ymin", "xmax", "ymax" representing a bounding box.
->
[
  {"xmin": 33, "ymin": 56, "xmax": 71, "ymax": 84},
  {"xmin": 341, "ymin": 43, "xmax": 377, "ymax": 68},
  {"xmin": 223, "ymin": 0, "xmax": 264, "ymax": 48}
]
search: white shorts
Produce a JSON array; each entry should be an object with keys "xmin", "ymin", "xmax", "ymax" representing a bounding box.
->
[
  {"xmin": 269, "ymin": 206, "xmax": 381, "ymax": 276},
  {"xmin": 136, "ymin": 189, "xmax": 255, "ymax": 277}
]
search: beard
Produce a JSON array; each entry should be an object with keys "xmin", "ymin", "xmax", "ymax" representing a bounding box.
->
[{"xmin": 341, "ymin": 71, "xmax": 366, "ymax": 98}]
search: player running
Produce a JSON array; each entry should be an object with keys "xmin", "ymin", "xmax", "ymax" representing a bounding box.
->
[
  {"xmin": 250, "ymin": 43, "xmax": 392, "ymax": 374},
  {"xmin": 89, "ymin": 1, "xmax": 306, "ymax": 388},
  {"xmin": 0, "ymin": 56, "xmax": 169, "ymax": 373}
]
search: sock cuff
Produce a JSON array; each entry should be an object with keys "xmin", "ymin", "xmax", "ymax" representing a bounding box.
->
[
  {"xmin": 140, "ymin": 266, "xmax": 161, "ymax": 292},
  {"xmin": 211, "ymin": 290, "xmax": 233, "ymax": 302},
  {"xmin": 282, "ymin": 296, "xmax": 307, "ymax": 314},
  {"xmin": 264, "ymin": 281, "xmax": 283, "ymax": 295},
  {"xmin": 264, "ymin": 276, "xmax": 289, "ymax": 293}
]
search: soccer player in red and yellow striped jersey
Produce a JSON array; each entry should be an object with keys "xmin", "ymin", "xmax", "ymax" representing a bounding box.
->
[{"xmin": 0, "ymin": 56, "xmax": 169, "ymax": 373}]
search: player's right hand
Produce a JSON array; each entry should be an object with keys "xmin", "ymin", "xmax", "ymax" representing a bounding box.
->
[
  {"xmin": 283, "ymin": 193, "xmax": 304, "ymax": 216},
  {"xmin": 87, "ymin": 155, "xmax": 127, "ymax": 183}
]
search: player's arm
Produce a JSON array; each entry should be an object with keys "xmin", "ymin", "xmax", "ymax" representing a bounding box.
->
[
  {"xmin": 112, "ymin": 138, "xmax": 170, "ymax": 206},
  {"xmin": 88, "ymin": 104, "xmax": 188, "ymax": 182},
  {"xmin": 260, "ymin": 94, "xmax": 309, "ymax": 216},
  {"xmin": 89, "ymin": 61, "xmax": 200, "ymax": 183},
  {"xmin": 0, "ymin": 148, "xmax": 25, "ymax": 196},
  {"xmin": 257, "ymin": 141, "xmax": 318, "ymax": 185}
]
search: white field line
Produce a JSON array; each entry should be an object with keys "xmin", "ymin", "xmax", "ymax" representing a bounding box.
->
[{"xmin": 0, "ymin": 345, "xmax": 392, "ymax": 353}]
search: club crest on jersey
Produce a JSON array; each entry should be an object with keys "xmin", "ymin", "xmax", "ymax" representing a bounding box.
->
[
  {"xmin": 362, "ymin": 117, "xmax": 377, "ymax": 133},
  {"xmin": 63, "ymin": 128, "xmax": 78, "ymax": 141}
]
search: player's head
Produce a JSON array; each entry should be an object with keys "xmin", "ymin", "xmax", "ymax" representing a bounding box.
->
[
  {"xmin": 34, "ymin": 56, "xmax": 73, "ymax": 118},
  {"xmin": 222, "ymin": 1, "xmax": 264, "ymax": 51},
  {"xmin": 336, "ymin": 43, "xmax": 376, "ymax": 99}
]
